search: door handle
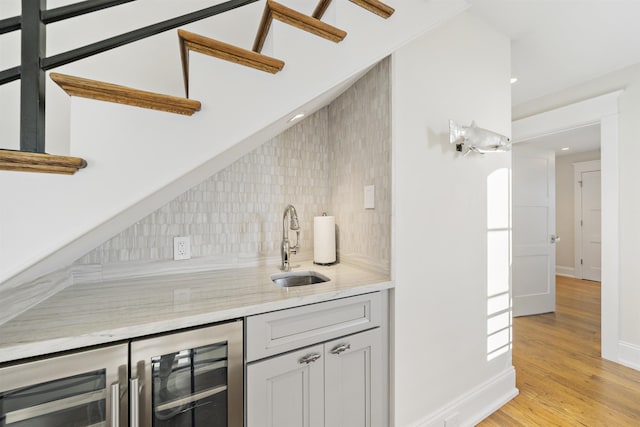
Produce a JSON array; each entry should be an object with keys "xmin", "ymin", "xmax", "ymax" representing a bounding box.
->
[
  {"xmin": 551, "ymin": 235, "xmax": 560, "ymax": 244},
  {"xmin": 129, "ymin": 378, "xmax": 140, "ymax": 427},
  {"xmin": 299, "ymin": 353, "xmax": 321, "ymax": 364},
  {"xmin": 110, "ymin": 383, "xmax": 120, "ymax": 427},
  {"xmin": 330, "ymin": 343, "xmax": 351, "ymax": 355}
]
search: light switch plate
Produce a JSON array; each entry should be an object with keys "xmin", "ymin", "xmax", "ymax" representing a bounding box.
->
[{"xmin": 364, "ymin": 185, "xmax": 375, "ymax": 209}]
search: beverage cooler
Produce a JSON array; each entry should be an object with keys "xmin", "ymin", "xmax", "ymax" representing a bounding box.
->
[
  {"xmin": 130, "ymin": 321, "xmax": 242, "ymax": 427},
  {"xmin": 0, "ymin": 344, "xmax": 128, "ymax": 427},
  {"xmin": 0, "ymin": 320, "xmax": 243, "ymax": 427}
]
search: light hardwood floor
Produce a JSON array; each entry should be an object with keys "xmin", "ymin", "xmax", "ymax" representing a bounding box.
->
[{"xmin": 479, "ymin": 276, "xmax": 640, "ymax": 426}]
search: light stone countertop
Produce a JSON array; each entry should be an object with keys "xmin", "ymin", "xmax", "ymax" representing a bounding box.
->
[{"xmin": 0, "ymin": 261, "xmax": 392, "ymax": 364}]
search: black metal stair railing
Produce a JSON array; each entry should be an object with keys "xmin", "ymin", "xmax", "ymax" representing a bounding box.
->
[{"xmin": 0, "ymin": 0, "xmax": 259, "ymax": 154}]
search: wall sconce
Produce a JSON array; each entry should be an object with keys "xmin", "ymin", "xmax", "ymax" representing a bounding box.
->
[{"xmin": 449, "ymin": 120, "xmax": 511, "ymax": 156}]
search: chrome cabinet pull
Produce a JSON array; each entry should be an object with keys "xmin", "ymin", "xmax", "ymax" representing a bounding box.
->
[
  {"xmin": 330, "ymin": 343, "xmax": 351, "ymax": 355},
  {"xmin": 129, "ymin": 378, "xmax": 139, "ymax": 427},
  {"xmin": 299, "ymin": 353, "xmax": 321, "ymax": 364},
  {"xmin": 551, "ymin": 234, "xmax": 560, "ymax": 244},
  {"xmin": 110, "ymin": 383, "xmax": 120, "ymax": 427}
]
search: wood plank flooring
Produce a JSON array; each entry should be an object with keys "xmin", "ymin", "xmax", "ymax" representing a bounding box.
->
[{"xmin": 479, "ymin": 276, "xmax": 640, "ymax": 426}]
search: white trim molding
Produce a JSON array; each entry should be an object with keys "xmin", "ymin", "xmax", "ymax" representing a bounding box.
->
[
  {"xmin": 573, "ymin": 160, "xmax": 601, "ymax": 280},
  {"xmin": 513, "ymin": 90, "xmax": 622, "ymax": 364},
  {"xmin": 556, "ymin": 265, "xmax": 575, "ymax": 278},
  {"xmin": 409, "ymin": 367, "xmax": 518, "ymax": 427},
  {"xmin": 512, "ymin": 91, "xmax": 622, "ymax": 143},
  {"xmin": 618, "ymin": 341, "xmax": 640, "ymax": 371}
]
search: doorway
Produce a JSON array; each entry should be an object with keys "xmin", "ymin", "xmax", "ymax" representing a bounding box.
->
[
  {"xmin": 512, "ymin": 124, "xmax": 601, "ymax": 316},
  {"xmin": 574, "ymin": 160, "xmax": 602, "ymax": 281},
  {"xmin": 511, "ymin": 91, "xmax": 621, "ymax": 362}
]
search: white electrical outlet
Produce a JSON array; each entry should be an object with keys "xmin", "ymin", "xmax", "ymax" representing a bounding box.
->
[{"xmin": 173, "ymin": 236, "xmax": 191, "ymax": 260}]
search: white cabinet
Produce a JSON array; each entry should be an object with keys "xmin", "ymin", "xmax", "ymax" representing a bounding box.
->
[
  {"xmin": 246, "ymin": 293, "xmax": 385, "ymax": 427},
  {"xmin": 324, "ymin": 328, "xmax": 382, "ymax": 427},
  {"xmin": 246, "ymin": 292, "xmax": 382, "ymax": 362},
  {"xmin": 246, "ymin": 344, "xmax": 325, "ymax": 427}
]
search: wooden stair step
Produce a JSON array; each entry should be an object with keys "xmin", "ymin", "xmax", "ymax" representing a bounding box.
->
[
  {"xmin": 313, "ymin": 0, "xmax": 395, "ymax": 20},
  {"xmin": 49, "ymin": 73, "xmax": 201, "ymax": 116},
  {"xmin": 178, "ymin": 29, "xmax": 285, "ymax": 97},
  {"xmin": 0, "ymin": 149, "xmax": 87, "ymax": 175},
  {"xmin": 253, "ymin": 0, "xmax": 347, "ymax": 53},
  {"xmin": 349, "ymin": 0, "xmax": 395, "ymax": 19}
]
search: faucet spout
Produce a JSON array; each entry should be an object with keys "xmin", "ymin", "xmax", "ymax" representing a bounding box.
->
[{"xmin": 281, "ymin": 205, "xmax": 300, "ymax": 271}]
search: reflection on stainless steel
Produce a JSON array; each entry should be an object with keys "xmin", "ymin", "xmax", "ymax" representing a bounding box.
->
[
  {"xmin": 281, "ymin": 204, "xmax": 301, "ymax": 272},
  {"xmin": 129, "ymin": 377, "xmax": 140, "ymax": 427},
  {"xmin": 110, "ymin": 382, "xmax": 120, "ymax": 427},
  {"xmin": 4, "ymin": 389, "xmax": 106, "ymax": 424}
]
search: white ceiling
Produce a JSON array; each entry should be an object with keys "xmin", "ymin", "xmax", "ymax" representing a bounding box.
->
[
  {"xmin": 515, "ymin": 123, "xmax": 601, "ymax": 156},
  {"xmin": 467, "ymin": 0, "xmax": 640, "ymax": 107}
]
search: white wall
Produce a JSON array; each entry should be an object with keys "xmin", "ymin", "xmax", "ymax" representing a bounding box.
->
[
  {"xmin": 391, "ymin": 12, "xmax": 515, "ymax": 427},
  {"xmin": 618, "ymin": 78, "xmax": 640, "ymax": 355},
  {"xmin": 555, "ymin": 150, "xmax": 601, "ymax": 275}
]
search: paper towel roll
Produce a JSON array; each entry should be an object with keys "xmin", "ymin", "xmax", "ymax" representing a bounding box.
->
[{"xmin": 314, "ymin": 215, "xmax": 336, "ymax": 265}]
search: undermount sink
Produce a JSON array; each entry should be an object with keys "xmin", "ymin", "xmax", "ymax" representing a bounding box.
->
[{"xmin": 271, "ymin": 271, "xmax": 330, "ymax": 287}]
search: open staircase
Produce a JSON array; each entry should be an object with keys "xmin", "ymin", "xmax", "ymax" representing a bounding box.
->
[
  {"xmin": 1, "ymin": 0, "xmax": 392, "ymax": 176},
  {"xmin": 46, "ymin": 0, "xmax": 386, "ymax": 112}
]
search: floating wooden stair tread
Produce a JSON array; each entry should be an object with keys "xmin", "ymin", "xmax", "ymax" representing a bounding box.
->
[
  {"xmin": 0, "ymin": 149, "xmax": 87, "ymax": 175},
  {"xmin": 178, "ymin": 29, "xmax": 285, "ymax": 97},
  {"xmin": 253, "ymin": 0, "xmax": 347, "ymax": 53},
  {"xmin": 312, "ymin": 0, "xmax": 395, "ymax": 19},
  {"xmin": 50, "ymin": 73, "xmax": 201, "ymax": 116},
  {"xmin": 349, "ymin": 0, "xmax": 395, "ymax": 18}
]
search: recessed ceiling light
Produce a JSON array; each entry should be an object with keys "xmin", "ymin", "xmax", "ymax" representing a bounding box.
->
[
  {"xmin": 510, "ymin": 77, "xmax": 518, "ymax": 84},
  {"xmin": 289, "ymin": 112, "xmax": 305, "ymax": 122},
  {"xmin": 561, "ymin": 147, "xmax": 570, "ymax": 151}
]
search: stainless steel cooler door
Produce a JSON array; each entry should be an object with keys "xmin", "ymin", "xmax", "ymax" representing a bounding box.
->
[
  {"xmin": 0, "ymin": 344, "xmax": 129, "ymax": 427},
  {"xmin": 130, "ymin": 320, "xmax": 242, "ymax": 427}
]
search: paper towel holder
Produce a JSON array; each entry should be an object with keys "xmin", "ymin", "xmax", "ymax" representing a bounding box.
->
[{"xmin": 314, "ymin": 212, "xmax": 337, "ymax": 266}]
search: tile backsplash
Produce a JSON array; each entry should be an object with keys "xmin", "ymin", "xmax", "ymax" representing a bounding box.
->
[
  {"xmin": 76, "ymin": 57, "xmax": 391, "ymax": 271},
  {"xmin": 329, "ymin": 59, "xmax": 391, "ymax": 267}
]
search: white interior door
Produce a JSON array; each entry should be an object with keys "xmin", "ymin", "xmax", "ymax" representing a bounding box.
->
[
  {"xmin": 580, "ymin": 169, "xmax": 602, "ymax": 281},
  {"xmin": 512, "ymin": 146, "xmax": 557, "ymax": 317}
]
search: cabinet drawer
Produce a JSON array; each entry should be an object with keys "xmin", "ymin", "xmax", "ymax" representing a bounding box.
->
[{"xmin": 246, "ymin": 292, "xmax": 381, "ymax": 362}]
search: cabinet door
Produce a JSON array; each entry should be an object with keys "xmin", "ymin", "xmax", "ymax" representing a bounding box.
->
[
  {"xmin": 324, "ymin": 328, "xmax": 382, "ymax": 427},
  {"xmin": 246, "ymin": 344, "xmax": 324, "ymax": 427},
  {"xmin": 0, "ymin": 344, "xmax": 129, "ymax": 427},
  {"xmin": 130, "ymin": 320, "xmax": 243, "ymax": 427}
]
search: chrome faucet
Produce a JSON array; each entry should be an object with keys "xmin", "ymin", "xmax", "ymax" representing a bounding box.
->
[{"xmin": 281, "ymin": 204, "xmax": 300, "ymax": 271}]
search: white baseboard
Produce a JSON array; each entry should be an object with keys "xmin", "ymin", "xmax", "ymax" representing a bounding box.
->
[
  {"xmin": 556, "ymin": 265, "xmax": 575, "ymax": 278},
  {"xmin": 409, "ymin": 367, "xmax": 518, "ymax": 427},
  {"xmin": 618, "ymin": 341, "xmax": 640, "ymax": 371}
]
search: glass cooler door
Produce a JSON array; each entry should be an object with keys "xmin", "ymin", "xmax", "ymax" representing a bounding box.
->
[
  {"xmin": 0, "ymin": 344, "xmax": 129, "ymax": 427},
  {"xmin": 130, "ymin": 321, "xmax": 242, "ymax": 427}
]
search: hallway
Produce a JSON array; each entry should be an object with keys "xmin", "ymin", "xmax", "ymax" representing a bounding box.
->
[{"xmin": 480, "ymin": 276, "xmax": 640, "ymax": 425}]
